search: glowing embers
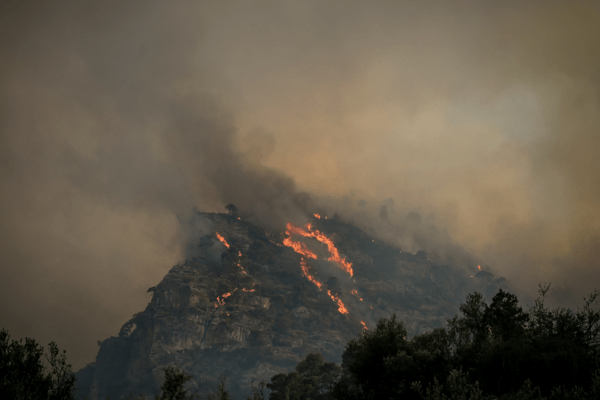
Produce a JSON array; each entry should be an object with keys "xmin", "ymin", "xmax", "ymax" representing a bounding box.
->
[
  {"xmin": 361, "ymin": 321, "xmax": 368, "ymax": 330},
  {"xmin": 478, "ymin": 265, "xmax": 481, "ymax": 271},
  {"xmin": 215, "ymin": 232, "xmax": 230, "ymax": 248},
  {"xmin": 327, "ymin": 290, "xmax": 349, "ymax": 315},
  {"xmin": 242, "ymin": 288, "xmax": 255, "ymax": 292},
  {"xmin": 300, "ymin": 258, "xmax": 323, "ymax": 290},
  {"xmin": 314, "ymin": 213, "xmax": 321, "ymax": 219},
  {"xmin": 285, "ymin": 222, "xmax": 353, "ymax": 277},
  {"xmin": 214, "ymin": 288, "xmax": 237, "ymax": 308},
  {"xmin": 237, "ymin": 250, "xmax": 246, "ymax": 274},
  {"xmin": 351, "ymin": 289, "xmax": 363, "ymax": 301}
]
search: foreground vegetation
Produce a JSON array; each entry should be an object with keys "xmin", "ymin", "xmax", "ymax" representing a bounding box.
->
[{"xmin": 2, "ymin": 284, "xmax": 599, "ymax": 399}]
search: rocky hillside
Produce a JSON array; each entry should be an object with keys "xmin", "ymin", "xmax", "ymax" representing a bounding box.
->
[{"xmin": 75, "ymin": 211, "xmax": 507, "ymax": 400}]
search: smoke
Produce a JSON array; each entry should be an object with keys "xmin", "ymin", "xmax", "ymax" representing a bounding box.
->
[{"xmin": 1, "ymin": 0, "xmax": 599, "ymax": 370}]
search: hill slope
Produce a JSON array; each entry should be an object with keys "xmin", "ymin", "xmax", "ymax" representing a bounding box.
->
[{"xmin": 75, "ymin": 211, "xmax": 507, "ymax": 400}]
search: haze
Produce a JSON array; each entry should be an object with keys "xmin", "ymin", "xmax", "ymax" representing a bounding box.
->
[{"xmin": 1, "ymin": 0, "xmax": 599, "ymax": 371}]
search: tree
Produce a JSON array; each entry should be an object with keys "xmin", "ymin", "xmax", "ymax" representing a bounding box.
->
[
  {"xmin": 267, "ymin": 353, "xmax": 341, "ymax": 400},
  {"xmin": 0, "ymin": 329, "xmax": 77, "ymax": 400},
  {"xmin": 207, "ymin": 377, "xmax": 231, "ymax": 400},
  {"xmin": 154, "ymin": 365, "xmax": 199, "ymax": 400},
  {"xmin": 333, "ymin": 315, "xmax": 415, "ymax": 399},
  {"xmin": 225, "ymin": 204, "xmax": 238, "ymax": 217},
  {"xmin": 486, "ymin": 288, "xmax": 529, "ymax": 342}
]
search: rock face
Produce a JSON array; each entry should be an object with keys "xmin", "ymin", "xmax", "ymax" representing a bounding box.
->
[{"xmin": 75, "ymin": 211, "xmax": 508, "ymax": 400}]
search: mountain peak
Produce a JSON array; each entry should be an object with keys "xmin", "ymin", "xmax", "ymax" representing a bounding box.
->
[{"xmin": 76, "ymin": 211, "xmax": 507, "ymax": 400}]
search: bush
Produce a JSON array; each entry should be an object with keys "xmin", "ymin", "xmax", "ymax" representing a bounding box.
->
[{"xmin": 0, "ymin": 329, "xmax": 77, "ymax": 400}]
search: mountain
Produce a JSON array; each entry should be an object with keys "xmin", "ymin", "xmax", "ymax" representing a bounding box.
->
[{"xmin": 75, "ymin": 211, "xmax": 508, "ymax": 400}]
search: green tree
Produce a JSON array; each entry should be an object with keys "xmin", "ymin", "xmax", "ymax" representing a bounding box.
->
[
  {"xmin": 207, "ymin": 377, "xmax": 231, "ymax": 400},
  {"xmin": 0, "ymin": 329, "xmax": 77, "ymax": 400},
  {"xmin": 486, "ymin": 289, "xmax": 529, "ymax": 342},
  {"xmin": 267, "ymin": 353, "xmax": 341, "ymax": 400},
  {"xmin": 333, "ymin": 315, "xmax": 416, "ymax": 399},
  {"xmin": 154, "ymin": 365, "xmax": 198, "ymax": 400}
]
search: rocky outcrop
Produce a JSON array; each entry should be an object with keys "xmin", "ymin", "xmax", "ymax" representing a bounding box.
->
[{"xmin": 75, "ymin": 211, "xmax": 508, "ymax": 400}]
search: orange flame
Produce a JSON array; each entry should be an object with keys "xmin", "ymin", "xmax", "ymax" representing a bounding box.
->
[
  {"xmin": 242, "ymin": 288, "xmax": 255, "ymax": 292},
  {"xmin": 215, "ymin": 232, "xmax": 230, "ymax": 248},
  {"xmin": 283, "ymin": 236, "xmax": 318, "ymax": 259},
  {"xmin": 351, "ymin": 289, "xmax": 363, "ymax": 301},
  {"xmin": 285, "ymin": 222, "xmax": 353, "ymax": 277},
  {"xmin": 361, "ymin": 321, "xmax": 368, "ymax": 330},
  {"xmin": 300, "ymin": 258, "xmax": 323, "ymax": 290},
  {"xmin": 239, "ymin": 251, "xmax": 242, "ymax": 257},
  {"xmin": 478, "ymin": 265, "xmax": 481, "ymax": 271},
  {"xmin": 214, "ymin": 289, "xmax": 237, "ymax": 308},
  {"xmin": 327, "ymin": 290, "xmax": 349, "ymax": 314},
  {"xmin": 215, "ymin": 296, "xmax": 225, "ymax": 308},
  {"xmin": 314, "ymin": 213, "xmax": 321, "ymax": 219}
]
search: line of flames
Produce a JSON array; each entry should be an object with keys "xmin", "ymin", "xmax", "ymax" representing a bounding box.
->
[
  {"xmin": 300, "ymin": 258, "xmax": 323, "ymax": 290},
  {"xmin": 327, "ymin": 290, "xmax": 349, "ymax": 315},
  {"xmin": 282, "ymin": 236, "xmax": 317, "ymax": 259},
  {"xmin": 285, "ymin": 222, "xmax": 353, "ymax": 277},
  {"xmin": 215, "ymin": 232, "xmax": 230, "ymax": 248}
]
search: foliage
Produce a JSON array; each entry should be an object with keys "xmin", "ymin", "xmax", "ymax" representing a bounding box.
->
[
  {"xmin": 0, "ymin": 328, "xmax": 77, "ymax": 400},
  {"xmin": 207, "ymin": 377, "xmax": 231, "ymax": 400},
  {"xmin": 267, "ymin": 353, "xmax": 341, "ymax": 400},
  {"xmin": 411, "ymin": 368, "xmax": 484, "ymax": 400},
  {"xmin": 247, "ymin": 381, "xmax": 267, "ymax": 400},
  {"xmin": 154, "ymin": 365, "xmax": 196, "ymax": 400},
  {"xmin": 326, "ymin": 284, "xmax": 600, "ymax": 399},
  {"xmin": 333, "ymin": 315, "xmax": 452, "ymax": 400}
]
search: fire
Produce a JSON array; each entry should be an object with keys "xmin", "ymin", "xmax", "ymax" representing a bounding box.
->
[
  {"xmin": 351, "ymin": 289, "xmax": 363, "ymax": 301},
  {"xmin": 327, "ymin": 290, "xmax": 349, "ymax": 315},
  {"xmin": 300, "ymin": 258, "xmax": 323, "ymax": 290},
  {"xmin": 242, "ymin": 288, "xmax": 255, "ymax": 292},
  {"xmin": 478, "ymin": 265, "xmax": 481, "ymax": 271},
  {"xmin": 215, "ymin": 232, "xmax": 230, "ymax": 248},
  {"xmin": 314, "ymin": 213, "xmax": 321, "ymax": 219},
  {"xmin": 361, "ymin": 321, "xmax": 368, "ymax": 330},
  {"xmin": 282, "ymin": 236, "xmax": 317, "ymax": 259},
  {"xmin": 285, "ymin": 222, "xmax": 353, "ymax": 277},
  {"xmin": 239, "ymin": 251, "xmax": 242, "ymax": 257},
  {"xmin": 215, "ymin": 296, "xmax": 226, "ymax": 308},
  {"xmin": 214, "ymin": 289, "xmax": 237, "ymax": 308}
]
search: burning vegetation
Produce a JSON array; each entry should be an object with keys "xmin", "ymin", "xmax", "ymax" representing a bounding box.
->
[
  {"xmin": 215, "ymin": 232, "xmax": 230, "ymax": 248},
  {"xmin": 283, "ymin": 221, "xmax": 360, "ymax": 315},
  {"xmin": 327, "ymin": 290, "xmax": 349, "ymax": 315},
  {"xmin": 285, "ymin": 222, "xmax": 354, "ymax": 277}
]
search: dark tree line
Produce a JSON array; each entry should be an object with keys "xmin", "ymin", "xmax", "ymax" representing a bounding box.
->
[
  {"xmin": 2, "ymin": 284, "xmax": 599, "ymax": 399},
  {"xmin": 268, "ymin": 284, "xmax": 600, "ymax": 400}
]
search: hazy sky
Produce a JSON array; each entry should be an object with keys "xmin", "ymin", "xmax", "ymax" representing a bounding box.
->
[{"xmin": 1, "ymin": 0, "xmax": 599, "ymax": 371}]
